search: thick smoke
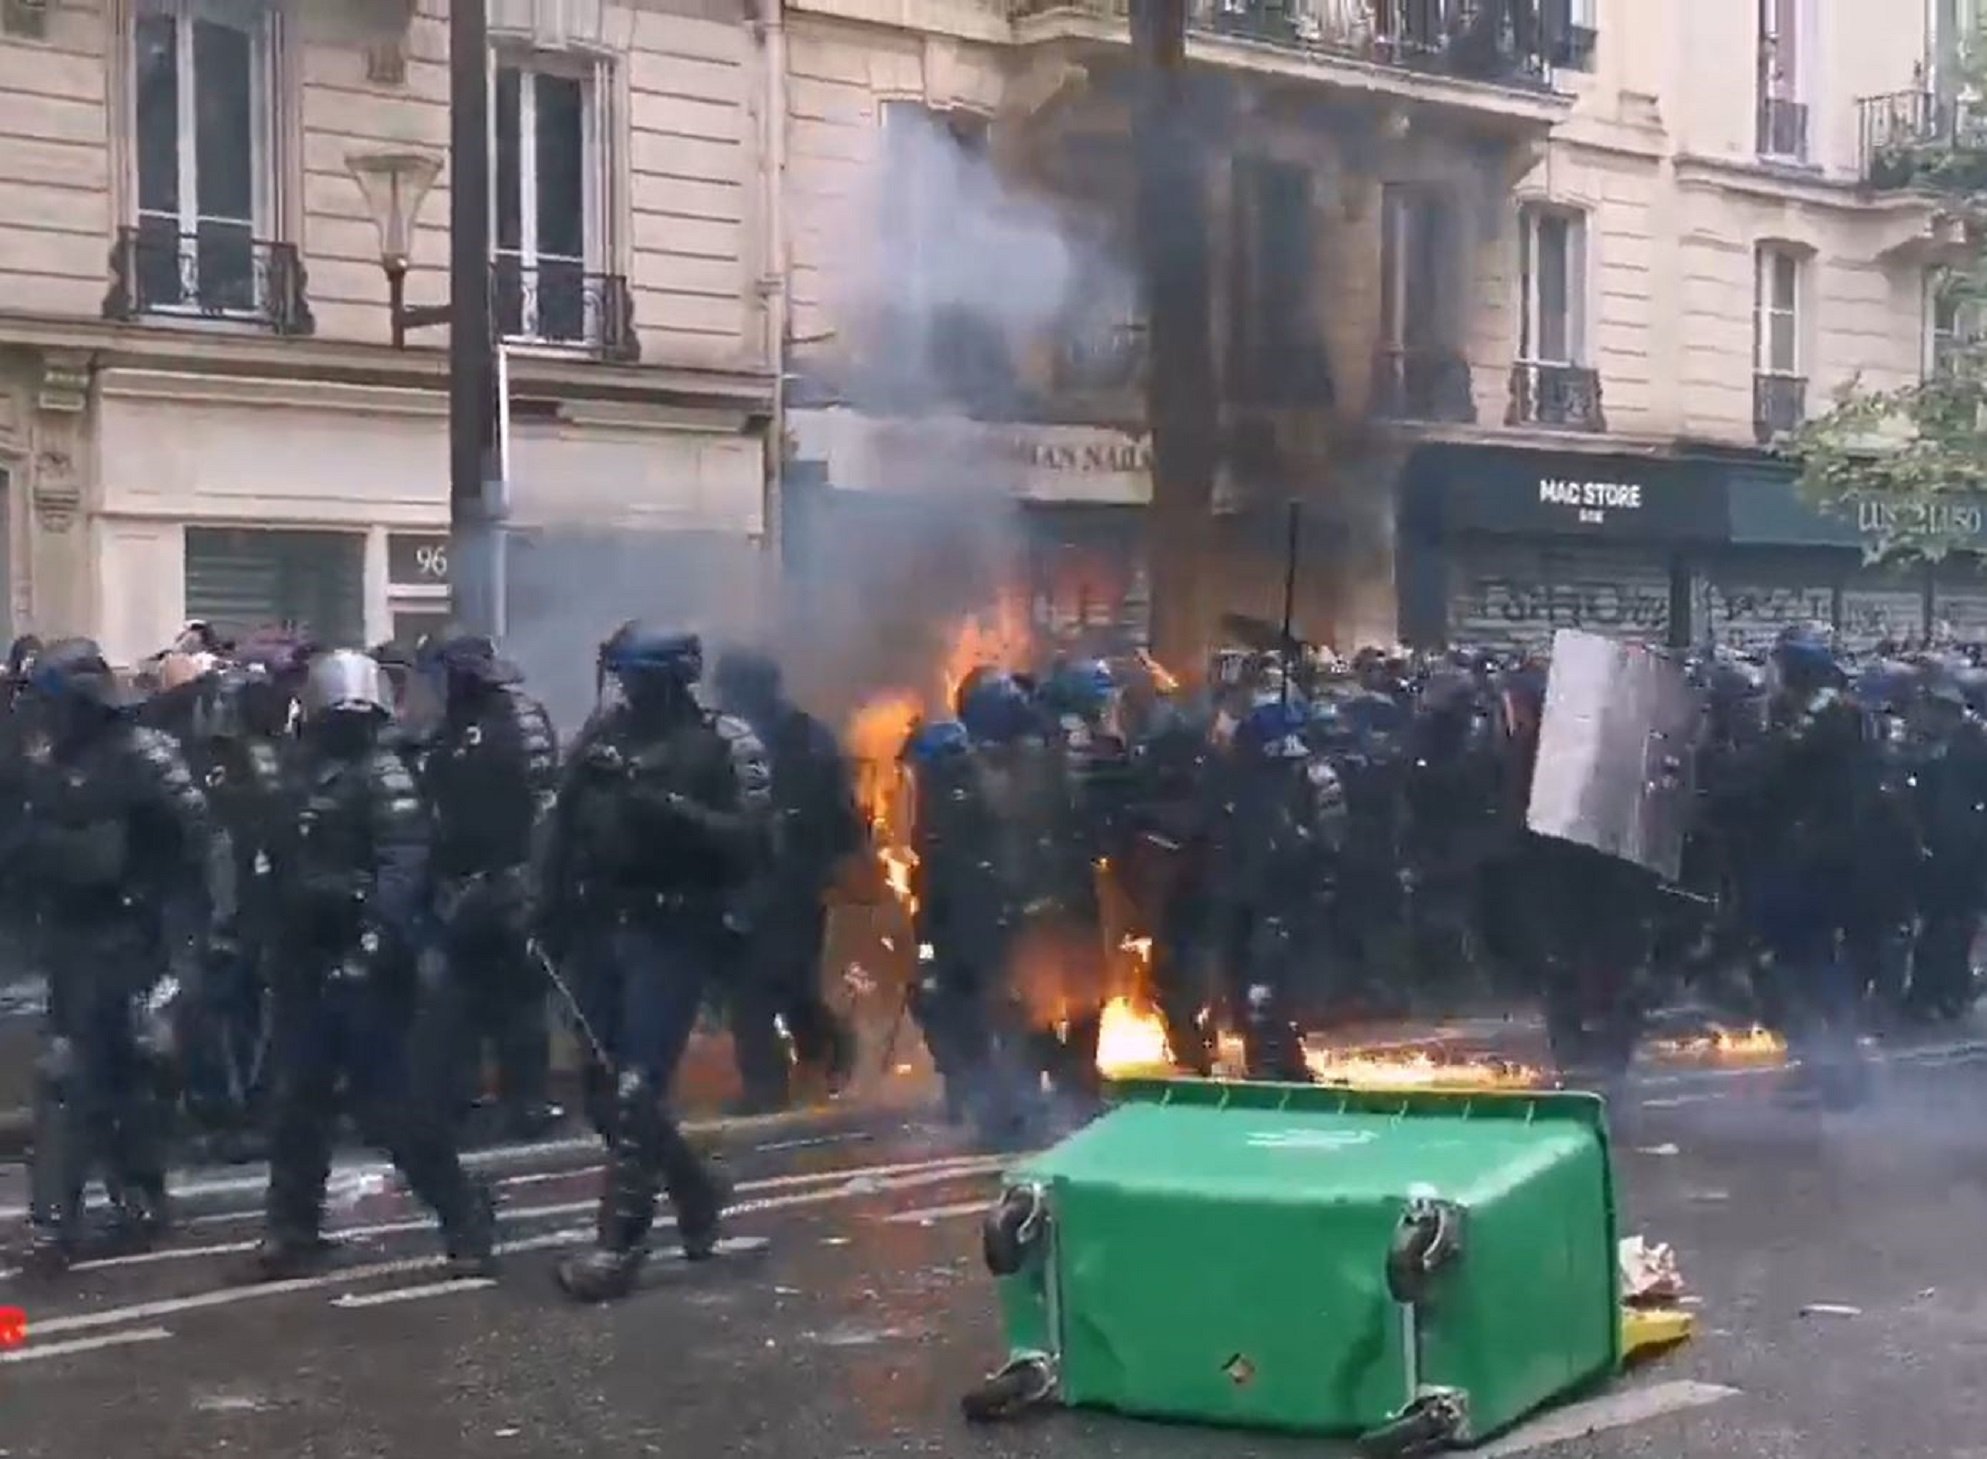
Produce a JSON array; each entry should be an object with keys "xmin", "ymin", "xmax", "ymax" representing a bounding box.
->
[{"xmin": 777, "ymin": 103, "xmax": 1131, "ymax": 723}]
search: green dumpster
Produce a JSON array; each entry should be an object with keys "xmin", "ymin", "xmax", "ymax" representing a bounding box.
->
[{"xmin": 974, "ymin": 1079, "xmax": 1620, "ymax": 1451}]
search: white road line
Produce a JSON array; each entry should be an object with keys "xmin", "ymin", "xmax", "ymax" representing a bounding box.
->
[
  {"xmin": 177, "ymin": 1148, "xmax": 999, "ymax": 1231},
  {"xmin": 1475, "ymin": 1380, "xmax": 1741, "ymax": 1456},
  {"xmin": 53, "ymin": 1153, "xmax": 1010, "ymax": 1278},
  {"xmin": 18, "ymin": 1160, "xmax": 1008, "ymax": 1339},
  {"xmin": 332, "ymin": 1278, "xmax": 497, "ymax": 1309},
  {"xmin": 0, "ymin": 1326, "xmax": 175, "ymax": 1365},
  {"xmin": 878, "ymin": 1200, "xmax": 988, "ymax": 1226}
]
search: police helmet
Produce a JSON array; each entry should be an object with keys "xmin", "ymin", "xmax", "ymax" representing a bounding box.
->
[
  {"xmin": 903, "ymin": 718, "xmax": 971, "ymax": 766},
  {"xmin": 957, "ymin": 670, "xmax": 1034, "ymax": 746},
  {"xmin": 1040, "ymin": 658, "xmax": 1115, "ymax": 720},
  {"xmin": 299, "ymin": 649, "xmax": 392, "ymax": 723},
  {"xmin": 599, "ymin": 622, "xmax": 703, "ymax": 686},
  {"xmin": 713, "ymin": 647, "xmax": 781, "ymax": 711},
  {"xmin": 27, "ymin": 637, "xmax": 120, "ymax": 707},
  {"xmin": 1235, "ymin": 697, "xmax": 1310, "ymax": 760}
]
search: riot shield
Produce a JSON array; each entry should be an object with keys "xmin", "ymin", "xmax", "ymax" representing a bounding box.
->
[{"xmin": 1526, "ymin": 628, "xmax": 1700, "ymax": 882}]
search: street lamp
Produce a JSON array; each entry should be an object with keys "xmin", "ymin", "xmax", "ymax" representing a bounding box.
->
[{"xmin": 348, "ymin": 149, "xmax": 447, "ymax": 349}]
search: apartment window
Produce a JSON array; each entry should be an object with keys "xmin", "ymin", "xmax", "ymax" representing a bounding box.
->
[
  {"xmin": 1756, "ymin": 0, "xmax": 1807, "ymax": 159},
  {"xmin": 1754, "ymin": 246, "xmax": 1803, "ymax": 376},
  {"xmin": 1927, "ymin": 269, "xmax": 1976, "ymax": 375},
  {"xmin": 1378, "ymin": 185, "xmax": 1473, "ymax": 421},
  {"xmin": 1518, "ymin": 206, "xmax": 1586, "ymax": 366},
  {"xmin": 1229, "ymin": 157, "xmax": 1329, "ymax": 404},
  {"xmin": 494, "ymin": 54, "xmax": 607, "ymax": 347},
  {"xmin": 130, "ymin": 0, "xmax": 272, "ymax": 317},
  {"xmin": 1546, "ymin": 0, "xmax": 1600, "ymax": 71}
]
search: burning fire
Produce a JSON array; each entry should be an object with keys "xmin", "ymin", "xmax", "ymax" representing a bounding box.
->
[
  {"xmin": 1136, "ymin": 648, "xmax": 1180, "ymax": 695},
  {"xmin": 1649, "ymin": 1025, "xmax": 1787, "ymax": 1064},
  {"xmin": 1096, "ymin": 996, "xmax": 1173, "ymax": 1076},
  {"xmin": 1303, "ymin": 1047, "xmax": 1542, "ymax": 1091},
  {"xmin": 940, "ymin": 596, "xmax": 1034, "ymax": 711}
]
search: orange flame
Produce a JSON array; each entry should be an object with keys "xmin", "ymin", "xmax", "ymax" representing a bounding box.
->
[
  {"xmin": 1136, "ymin": 648, "xmax": 1181, "ymax": 695},
  {"xmin": 940, "ymin": 595, "xmax": 1034, "ymax": 712},
  {"xmin": 1303, "ymin": 1047, "xmax": 1543, "ymax": 1091},
  {"xmin": 1097, "ymin": 996, "xmax": 1173, "ymax": 1077},
  {"xmin": 1649, "ymin": 1025, "xmax": 1787, "ymax": 1064}
]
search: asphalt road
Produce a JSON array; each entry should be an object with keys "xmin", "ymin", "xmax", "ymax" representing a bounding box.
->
[{"xmin": 6, "ymin": 1036, "xmax": 1987, "ymax": 1459}]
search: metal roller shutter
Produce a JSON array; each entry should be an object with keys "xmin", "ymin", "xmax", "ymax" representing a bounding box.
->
[
  {"xmin": 1840, "ymin": 561, "xmax": 1926, "ymax": 653},
  {"xmin": 1447, "ymin": 538, "xmax": 1673, "ymax": 655},
  {"xmin": 1933, "ymin": 558, "xmax": 1987, "ymax": 643},
  {"xmin": 184, "ymin": 527, "xmax": 366, "ymax": 649},
  {"xmin": 1693, "ymin": 549, "xmax": 1837, "ymax": 654}
]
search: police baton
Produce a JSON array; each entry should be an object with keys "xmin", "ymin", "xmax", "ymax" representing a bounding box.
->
[{"xmin": 526, "ymin": 937, "xmax": 610, "ymax": 1068}]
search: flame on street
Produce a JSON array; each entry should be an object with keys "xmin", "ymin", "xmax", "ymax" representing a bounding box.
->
[
  {"xmin": 1302, "ymin": 1047, "xmax": 1542, "ymax": 1090},
  {"xmin": 1649, "ymin": 1024, "xmax": 1787, "ymax": 1064},
  {"xmin": 1097, "ymin": 996, "xmax": 1174, "ymax": 1075}
]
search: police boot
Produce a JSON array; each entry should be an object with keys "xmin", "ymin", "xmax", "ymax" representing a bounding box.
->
[
  {"xmin": 658, "ymin": 1122, "xmax": 732, "ymax": 1262},
  {"xmin": 440, "ymin": 1178, "xmax": 499, "ymax": 1279},
  {"xmin": 556, "ymin": 1081, "xmax": 661, "ymax": 1303},
  {"xmin": 103, "ymin": 1177, "xmax": 171, "ymax": 1255}
]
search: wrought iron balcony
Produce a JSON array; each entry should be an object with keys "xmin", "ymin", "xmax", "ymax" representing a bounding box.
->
[
  {"xmin": 1506, "ymin": 361, "xmax": 1604, "ymax": 432},
  {"xmin": 1052, "ymin": 320, "xmax": 1149, "ymax": 393},
  {"xmin": 1371, "ymin": 347, "xmax": 1477, "ymax": 423},
  {"xmin": 1858, "ymin": 89, "xmax": 1987, "ymax": 189},
  {"xmin": 1753, "ymin": 372, "xmax": 1806, "ymax": 444},
  {"xmin": 1756, "ymin": 96, "xmax": 1809, "ymax": 162},
  {"xmin": 101, "ymin": 224, "xmax": 313, "ymax": 335},
  {"xmin": 1013, "ymin": 0, "xmax": 1570, "ymax": 91},
  {"xmin": 492, "ymin": 256, "xmax": 639, "ymax": 362}
]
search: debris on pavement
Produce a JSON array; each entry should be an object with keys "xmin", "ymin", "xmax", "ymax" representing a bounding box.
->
[
  {"xmin": 1801, "ymin": 1303, "xmax": 1862, "ymax": 1319},
  {"xmin": 1619, "ymin": 1237, "xmax": 1685, "ymax": 1304},
  {"xmin": 1636, "ymin": 1143, "xmax": 1681, "ymax": 1157}
]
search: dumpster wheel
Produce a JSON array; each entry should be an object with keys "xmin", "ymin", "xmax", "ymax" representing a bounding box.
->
[
  {"xmin": 982, "ymin": 1184, "xmax": 1047, "ymax": 1277},
  {"xmin": 961, "ymin": 1354, "xmax": 1056, "ymax": 1424},
  {"xmin": 1357, "ymin": 1391, "xmax": 1464, "ymax": 1458}
]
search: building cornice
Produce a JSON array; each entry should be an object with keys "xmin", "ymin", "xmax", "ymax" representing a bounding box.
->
[
  {"xmin": 0, "ymin": 314, "xmax": 775, "ymax": 413},
  {"xmin": 1673, "ymin": 152, "xmax": 1941, "ymax": 218}
]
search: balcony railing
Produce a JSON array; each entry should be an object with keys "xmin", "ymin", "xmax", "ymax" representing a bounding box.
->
[
  {"xmin": 1014, "ymin": 0, "xmax": 1570, "ymax": 90},
  {"xmin": 1858, "ymin": 89, "xmax": 1987, "ymax": 189},
  {"xmin": 1506, "ymin": 361, "xmax": 1605, "ymax": 432},
  {"xmin": 1372, "ymin": 347, "xmax": 1477, "ymax": 423},
  {"xmin": 1756, "ymin": 95, "xmax": 1809, "ymax": 162},
  {"xmin": 1753, "ymin": 372, "xmax": 1806, "ymax": 444},
  {"xmin": 101, "ymin": 224, "xmax": 314, "ymax": 335},
  {"xmin": 1052, "ymin": 320, "xmax": 1149, "ymax": 393},
  {"xmin": 493, "ymin": 257, "xmax": 640, "ymax": 362}
]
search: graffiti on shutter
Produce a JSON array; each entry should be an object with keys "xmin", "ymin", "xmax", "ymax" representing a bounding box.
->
[
  {"xmin": 1839, "ymin": 564, "xmax": 1925, "ymax": 653},
  {"xmin": 1693, "ymin": 550, "xmax": 1836, "ymax": 652},
  {"xmin": 183, "ymin": 528, "xmax": 366, "ymax": 649},
  {"xmin": 1449, "ymin": 540, "xmax": 1671, "ymax": 654},
  {"xmin": 1933, "ymin": 560, "xmax": 1987, "ymax": 644}
]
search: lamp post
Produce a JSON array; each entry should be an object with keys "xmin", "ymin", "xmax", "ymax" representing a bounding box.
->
[
  {"xmin": 347, "ymin": 150, "xmax": 445, "ymax": 349},
  {"xmin": 345, "ymin": 0, "xmax": 497, "ymax": 637}
]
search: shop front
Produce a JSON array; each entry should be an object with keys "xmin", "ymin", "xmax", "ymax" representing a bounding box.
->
[
  {"xmin": 1397, "ymin": 444, "xmax": 1726, "ymax": 653},
  {"xmin": 1720, "ymin": 469, "xmax": 1987, "ymax": 651},
  {"xmin": 784, "ymin": 408, "xmax": 1153, "ymax": 651}
]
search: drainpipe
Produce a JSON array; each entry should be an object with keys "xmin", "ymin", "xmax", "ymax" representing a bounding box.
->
[{"xmin": 752, "ymin": 0, "xmax": 790, "ymax": 616}]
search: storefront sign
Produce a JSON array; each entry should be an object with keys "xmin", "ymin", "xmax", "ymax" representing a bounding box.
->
[
  {"xmin": 1537, "ymin": 477, "xmax": 1645, "ymax": 526},
  {"xmin": 788, "ymin": 408, "xmax": 1153, "ymax": 506},
  {"xmin": 1406, "ymin": 445, "xmax": 1723, "ymax": 543},
  {"xmin": 388, "ymin": 533, "xmax": 450, "ymax": 587},
  {"xmin": 1726, "ymin": 470, "xmax": 1987, "ymax": 551}
]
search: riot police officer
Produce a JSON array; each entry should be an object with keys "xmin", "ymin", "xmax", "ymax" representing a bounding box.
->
[
  {"xmin": 419, "ymin": 633, "xmax": 562, "ymax": 1138},
  {"xmin": 539, "ymin": 625, "xmax": 771, "ymax": 1303},
  {"xmin": 250, "ymin": 649, "xmax": 494, "ymax": 1281},
  {"xmin": 713, "ymin": 648, "xmax": 860, "ymax": 1114},
  {"xmin": 1212, "ymin": 695, "xmax": 1347, "ymax": 1081},
  {"xmin": 12, "ymin": 639, "xmax": 213, "ymax": 1275}
]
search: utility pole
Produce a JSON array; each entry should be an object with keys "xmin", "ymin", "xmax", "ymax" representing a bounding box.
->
[
  {"xmin": 1129, "ymin": 0, "xmax": 1218, "ymax": 672},
  {"xmin": 448, "ymin": 0, "xmax": 500, "ymax": 637}
]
